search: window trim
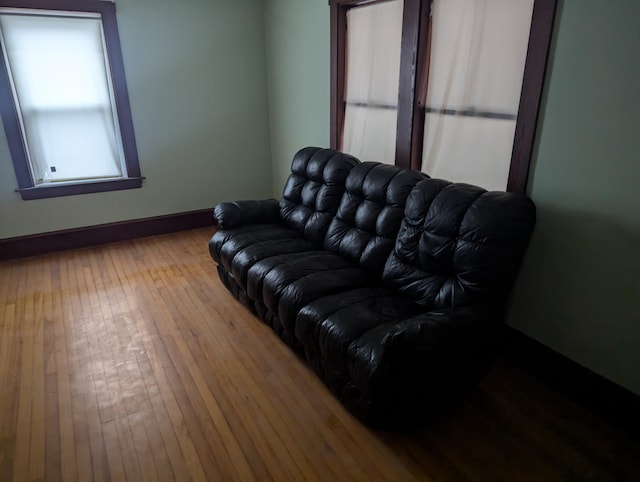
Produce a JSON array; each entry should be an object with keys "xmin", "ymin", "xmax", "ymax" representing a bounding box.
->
[
  {"xmin": 0, "ymin": 0, "xmax": 142, "ymax": 200},
  {"xmin": 397, "ymin": 0, "xmax": 429, "ymax": 171},
  {"xmin": 507, "ymin": 0, "xmax": 558, "ymax": 193},
  {"xmin": 329, "ymin": 0, "xmax": 558, "ymax": 194}
]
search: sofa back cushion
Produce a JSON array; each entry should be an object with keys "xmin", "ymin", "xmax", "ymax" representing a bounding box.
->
[
  {"xmin": 382, "ymin": 178, "xmax": 536, "ymax": 308},
  {"xmin": 324, "ymin": 162, "xmax": 428, "ymax": 274},
  {"xmin": 280, "ymin": 147, "xmax": 360, "ymax": 245}
]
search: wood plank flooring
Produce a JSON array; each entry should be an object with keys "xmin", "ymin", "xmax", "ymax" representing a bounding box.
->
[{"xmin": 0, "ymin": 227, "xmax": 638, "ymax": 481}]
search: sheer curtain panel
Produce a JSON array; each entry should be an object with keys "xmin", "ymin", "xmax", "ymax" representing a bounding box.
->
[
  {"xmin": 420, "ymin": 0, "xmax": 535, "ymax": 190},
  {"xmin": 342, "ymin": 0, "xmax": 403, "ymax": 164}
]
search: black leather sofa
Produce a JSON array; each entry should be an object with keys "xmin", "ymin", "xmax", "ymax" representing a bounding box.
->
[{"xmin": 209, "ymin": 147, "xmax": 535, "ymax": 428}]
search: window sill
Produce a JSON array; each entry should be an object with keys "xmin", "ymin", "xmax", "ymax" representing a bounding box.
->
[{"xmin": 16, "ymin": 177, "xmax": 144, "ymax": 200}]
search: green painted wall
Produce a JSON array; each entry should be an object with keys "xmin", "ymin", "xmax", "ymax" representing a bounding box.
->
[
  {"xmin": 0, "ymin": 0, "xmax": 273, "ymax": 239},
  {"xmin": 506, "ymin": 0, "xmax": 640, "ymax": 395},
  {"xmin": 263, "ymin": 0, "xmax": 640, "ymax": 395},
  {"xmin": 264, "ymin": 0, "xmax": 330, "ymax": 196}
]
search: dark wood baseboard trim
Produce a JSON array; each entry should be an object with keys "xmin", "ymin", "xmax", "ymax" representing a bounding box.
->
[
  {"xmin": 500, "ymin": 325, "xmax": 640, "ymax": 438},
  {"xmin": 0, "ymin": 209, "xmax": 216, "ymax": 261}
]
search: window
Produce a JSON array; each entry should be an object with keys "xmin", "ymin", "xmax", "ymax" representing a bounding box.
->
[
  {"xmin": 0, "ymin": 0, "xmax": 142, "ymax": 200},
  {"xmin": 330, "ymin": 0, "xmax": 557, "ymax": 193}
]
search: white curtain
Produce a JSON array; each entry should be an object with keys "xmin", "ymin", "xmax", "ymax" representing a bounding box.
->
[
  {"xmin": 342, "ymin": 0, "xmax": 403, "ymax": 164},
  {"xmin": 421, "ymin": 0, "xmax": 534, "ymax": 190},
  {"xmin": 0, "ymin": 13, "xmax": 123, "ymax": 183}
]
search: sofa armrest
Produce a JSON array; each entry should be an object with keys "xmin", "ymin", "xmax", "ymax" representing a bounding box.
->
[
  {"xmin": 382, "ymin": 306, "xmax": 499, "ymax": 353},
  {"xmin": 379, "ymin": 306, "xmax": 501, "ymax": 411},
  {"xmin": 214, "ymin": 199, "xmax": 280, "ymax": 229}
]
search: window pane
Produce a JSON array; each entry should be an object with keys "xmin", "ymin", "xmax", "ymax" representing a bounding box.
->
[
  {"xmin": 426, "ymin": 0, "xmax": 533, "ymax": 113},
  {"xmin": 0, "ymin": 13, "xmax": 123, "ymax": 183},
  {"xmin": 342, "ymin": 0, "xmax": 402, "ymax": 162},
  {"xmin": 421, "ymin": 0, "xmax": 534, "ymax": 189},
  {"xmin": 343, "ymin": 105, "xmax": 397, "ymax": 164},
  {"xmin": 422, "ymin": 113, "xmax": 516, "ymax": 191},
  {"xmin": 24, "ymin": 108, "xmax": 121, "ymax": 181}
]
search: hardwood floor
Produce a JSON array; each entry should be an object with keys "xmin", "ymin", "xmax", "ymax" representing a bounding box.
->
[{"xmin": 0, "ymin": 227, "xmax": 638, "ymax": 481}]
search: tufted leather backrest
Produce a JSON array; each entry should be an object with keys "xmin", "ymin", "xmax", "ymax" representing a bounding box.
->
[
  {"xmin": 280, "ymin": 147, "xmax": 360, "ymax": 245},
  {"xmin": 324, "ymin": 162, "xmax": 428, "ymax": 274},
  {"xmin": 382, "ymin": 178, "xmax": 536, "ymax": 309}
]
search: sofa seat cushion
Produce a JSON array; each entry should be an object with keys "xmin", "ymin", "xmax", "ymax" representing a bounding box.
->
[
  {"xmin": 295, "ymin": 288, "xmax": 423, "ymax": 421},
  {"xmin": 296, "ymin": 288, "xmax": 422, "ymax": 372},
  {"xmin": 209, "ymin": 224, "xmax": 302, "ymax": 271},
  {"xmin": 228, "ymin": 237, "xmax": 317, "ymax": 286},
  {"xmin": 246, "ymin": 252, "xmax": 375, "ymax": 335}
]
